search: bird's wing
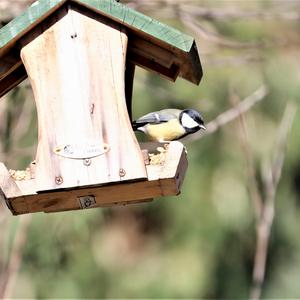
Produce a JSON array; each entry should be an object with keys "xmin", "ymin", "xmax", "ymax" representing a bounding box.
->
[{"xmin": 134, "ymin": 109, "xmax": 181, "ymax": 124}]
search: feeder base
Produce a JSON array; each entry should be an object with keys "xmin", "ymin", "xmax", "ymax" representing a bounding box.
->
[{"xmin": 0, "ymin": 142, "xmax": 188, "ymax": 215}]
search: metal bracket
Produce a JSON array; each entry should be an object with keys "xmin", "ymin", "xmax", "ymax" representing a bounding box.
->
[{"xmin": 78, "ymin": 195, "xmax": 96, "ymax": 209}]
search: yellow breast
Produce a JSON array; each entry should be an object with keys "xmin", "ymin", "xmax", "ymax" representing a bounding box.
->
[{"xmin": 146, "ymin": 119, "xmax": 185, "ymax": 142}]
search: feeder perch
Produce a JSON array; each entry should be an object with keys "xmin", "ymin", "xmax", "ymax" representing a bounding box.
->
[{"xmin": 0, "ymin": 0, "xmax": 202, "ymax": 215}]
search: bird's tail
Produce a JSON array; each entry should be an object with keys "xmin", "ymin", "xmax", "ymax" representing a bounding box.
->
[
  {"xmin": 132, "ymin": 120, "xmax": 149, "ymax": 131},
  {"xmin": 131, "ymin": 121, "xmax": 139, "ymax": 131}
]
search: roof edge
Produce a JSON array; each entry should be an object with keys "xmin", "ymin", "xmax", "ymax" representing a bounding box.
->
[{"xmin": 0, "ymin": 0, "xmax": 195, "ymax": 53}]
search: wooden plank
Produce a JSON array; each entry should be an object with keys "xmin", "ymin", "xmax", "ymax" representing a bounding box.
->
[
  {"xmin": 20, "ymin": 8, "xmax": 147, "ymax": 191},
  {"xmin": 1, "ymin": 141, "xmax": 188, "ymax": 215},
  {"xmin": 146, "ymin": 141, "xmax": 188, "ymax": 194},
  {"xmin": 8, "ymin": 177, "xmax": 180, "ymax": 214},
  {"xmin": 178, "ymin": 41, "xmax": 203, "ymax": 85},
  {"xmin": 70, "ymin": 1, "xmax": 202, "ymax": 84},
  {"xmin": 0, "ymin": 163, "xmax": 25, "ymax": 215},
  {"xmin": 0, "ymin": 50, "xmax": 22, "ymax": 79},
  {"xmin": 12, "ymin": 180, "xmax": 163, "ymax": 213},
  {"xmin": 0, "ymin": 0, "xmax": 194, "ymax": 53},
  {"xmin": 160, "ymin": 141, "xmax": 187, "ymax": 179},
  {"xmin": 14, "ymin": 179, "xmax": 36, "ymax": 196},
  {"xmin": 128, "ymin": 36, "xmax": 175, "ymax": 69},
  {"xmin": 44, "ymin": 199, "xmax": 154, "ymax": 213},
  {"xmin": 128, "ymin": 51, "xmax": 180, "ymax": 82},
  {"xmin": 0, "ymin": 0, "xmax": 202, "ymax": 97},
  {"xmin": 0, "ymin": 64, "xmax": 27, "ymax": 99},
  {"xmin": 0, "ymin": 163, "xmax": 23, "ymax": 198}
]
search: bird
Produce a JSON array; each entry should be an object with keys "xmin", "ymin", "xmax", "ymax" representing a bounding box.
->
[{"xmin": 132, "ymin": 108, "xmax": 206, "ymax": 142}]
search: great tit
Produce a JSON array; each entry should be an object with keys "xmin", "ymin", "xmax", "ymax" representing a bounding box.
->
[{"xmin": 132, "ymin": 108, "xmax": 206, "ymax": 142}]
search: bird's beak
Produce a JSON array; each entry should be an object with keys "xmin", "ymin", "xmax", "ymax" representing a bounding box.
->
[{"xmin": 199, "ymin": 124, "xmax": 206, "ymax": 130}]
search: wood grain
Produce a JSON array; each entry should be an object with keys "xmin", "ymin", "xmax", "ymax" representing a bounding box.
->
[
  {"xmin": 0, "ymin": 0, "xmax": 202, "ymax": 98},
  {"xmin": 0, "ymin": 163, "xmax": 23, "ymax": 198},
  {"xmin": 20, "ymin": 7, "xmax": 147, "ymax": 191},
  {"xmin": 0, "ymin": 0, "xmax": 194, "ymax": 53},
  {"xmin": 0, "ymin": 142, "xmax": 188, "ymax": 215},
  {"xmin": 0, "ymin": 64, "xmax": 27, "ymax": 98}
]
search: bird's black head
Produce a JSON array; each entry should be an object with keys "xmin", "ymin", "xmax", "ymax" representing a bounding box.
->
[{"xmin": 179, "ymin": 109, "xmax": 206, "ymax": 134}]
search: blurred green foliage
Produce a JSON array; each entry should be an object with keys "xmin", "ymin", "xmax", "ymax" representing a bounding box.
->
[{"xmin": 1, "ymin": 0, "xmax": 300, "ymax": 298}]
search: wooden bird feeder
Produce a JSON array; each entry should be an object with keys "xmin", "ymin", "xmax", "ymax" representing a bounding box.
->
[{"xmin": 0, "ymin": 0, "xmax": 202, "ymax": 215}]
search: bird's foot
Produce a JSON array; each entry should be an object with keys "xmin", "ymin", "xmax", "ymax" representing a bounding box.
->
[{"xmin": 184, "ymin": 145, "xmax": 188, "ymax": 154}]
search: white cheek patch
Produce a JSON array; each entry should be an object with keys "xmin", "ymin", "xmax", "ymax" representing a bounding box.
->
[{"xmin": 181, "ymin": 113, "xmax": 199, "ymax": 129}]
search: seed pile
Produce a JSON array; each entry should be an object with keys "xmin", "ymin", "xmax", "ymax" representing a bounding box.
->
[
  {"xmin": 149, "ymin": 144, "xmax": 169, "ymax": 166},
  {"xmin": 9, "ymin": 168, "xmax": 32, "ymax": 181},
  {"xmin": 9, "ymin": 161, "xmax": 35, "ymax": 181}
]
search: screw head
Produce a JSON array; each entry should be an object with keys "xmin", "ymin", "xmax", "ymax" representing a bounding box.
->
[
  {"xmin": 119, "ymin": 168, "xmax": 126, "ymax": 177},
  {"xmin": 83, "ymin": 158, "xmax": 92, "ymax": 166},
  {"xmin": 55, "ymin": 176, "xmax": 63, "ymax": 185}
]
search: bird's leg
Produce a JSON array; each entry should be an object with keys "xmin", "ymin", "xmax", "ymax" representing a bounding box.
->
[
  {"xmin": 161, "ymin": 141, "xmax": 187, "ymax": 153},
  {"xmin": 163, "ymin": 143, "xmax": 170, "ymax": 150},
  {"xmin": 184, "ymin": 145, "xmax": 188, "ymax": 154}
]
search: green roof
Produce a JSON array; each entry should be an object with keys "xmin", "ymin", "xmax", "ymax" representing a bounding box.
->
[
  {"xmin": 0, "ymin": 0, "xmax": 202, "ymax": 97},
  {"xmin": 0, "ymin": 0, "xmax": 194, "ymax": 52}
]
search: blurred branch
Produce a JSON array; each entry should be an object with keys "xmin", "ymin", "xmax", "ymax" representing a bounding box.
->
[
  {"xmin": 2, "ymin": 0, "xmax": 300, "ymax": 23},
  {"xmin": 124, "ymin": 0, "xmax": 300, "ymax": 53},
  {"xmin": 205, "ymin": 54, "xmax": 263, "ymax": 67},
  {"xmin": 0, "ymin": 201, "xmax": 10, "ymax": 280},
  {"xmin": 231, "ymin": 89, "xmax": 263, "ymax": 223},
  {"xmin": 185, "ymin": 85, "xmax": 268, "ymax": 142},
  {"xmin": 180, "ymin": 5, "xmax": 300, "ymax": 21},
  {"xmin": 232, "ymin": 90, "xmax": 297, "ymax": 300},
  {"xmin": 125, "ymin": 0, "xmax": 300, "ymax": 20},
  {"xmin": 250, "ymin": 103, "xmax": 297, "ymax": 300},
  {"xmin": 0, "ymin": 215, "xmax": 32, "ymax": 299},
  {"xmin": 180, "ymin": 12, "xmax": 269, "ymax": 49},
  {"xmin": 0, "ymin": 0, "xmax": 34, "ymax": 25}
]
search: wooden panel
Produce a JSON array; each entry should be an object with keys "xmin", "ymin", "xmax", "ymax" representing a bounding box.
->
[
  {"xmin": 44, "ymin": 199, "xmax": 154, "ymax": 213},
  {"xmin": 0, "ymin": 0, "xmax": 202, "ymax": 97},
  {"xmin": 20, "ymin": 8, "xmax": 147, "ymax": 191},
  {"xmin": 10, "ymin": 180, "xmax": 162, "ymax": 214},
  {"xmin": 128, "ymin": 37, "xmax": 175, "ymax": 69},
  {"xmin": 0, "ymin": 50, "xmax": 22, "ymax": 79},
  {"xmin": 178, "ymin": 41, "xmax": 203, "ymax": 85},
  {"xmin": 1, "ymin": 142, "xmax": 188, "ymax": 215},
  {"xmin": 128, "ymin": 52, "xmax": 180, "ymax": 82},
  {"xmin": 0, "ymin": 64, "xmax": 27, "ymax": 99},
  {"xmin": 71, "ymin": 2, "xmax": 201, "ymax": 84},
  {"xmin": 0, "ymin": 163, "xmax": 23, "ymax": 198},
  {"xmin": 0, "ymin": 0, "xmax": 194, "ymax": 53}
]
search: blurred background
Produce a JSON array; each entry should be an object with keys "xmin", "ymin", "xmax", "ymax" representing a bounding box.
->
[{"xmin": 1, "ymin": 0, "xmax": 300, "ymax": 298}]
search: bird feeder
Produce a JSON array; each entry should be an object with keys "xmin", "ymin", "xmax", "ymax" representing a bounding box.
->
[{"xmin": 0, "ymin": 0, "xmax": 202, "ymax": 215}]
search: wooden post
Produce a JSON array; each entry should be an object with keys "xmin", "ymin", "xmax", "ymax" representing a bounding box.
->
[{"xmin": 20, "ymin": 7, "xmax": 147, "ymax": 191}]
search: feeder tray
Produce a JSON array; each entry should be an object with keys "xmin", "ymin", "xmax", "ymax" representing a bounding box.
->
[
  {"xmin": 0, "ymin": 0, "xmax": 202, "ymax": 215},
  {"xmin": 0, "ymin": 142, "xmax": 187, "ymax": 215}
]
